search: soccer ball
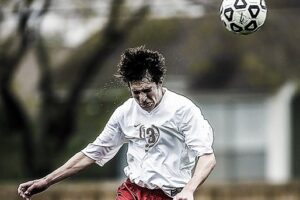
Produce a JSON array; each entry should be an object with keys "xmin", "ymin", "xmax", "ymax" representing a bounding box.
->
[{"xmin": 220, "ymin": 0, "xmax": 267, "ymax": 35}]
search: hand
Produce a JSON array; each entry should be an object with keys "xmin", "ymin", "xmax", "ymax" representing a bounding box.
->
[
  {"xmin": 173, "ymin": 188, "xmax": 194, "ymax": 200},
  {"xmin": 18, "ymin": 178, "xmax": 49, "ymax": 200}
]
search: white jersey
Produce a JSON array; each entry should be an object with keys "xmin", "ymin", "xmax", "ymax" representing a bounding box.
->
[{"xmin": 82, "ymin": 88, "xmax": 214, "ymax": 197}]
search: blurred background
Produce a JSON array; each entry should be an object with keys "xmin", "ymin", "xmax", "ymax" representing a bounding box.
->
[{"xmin": 0, "ymin": 0, "xmax": 300, "ymax": 199}]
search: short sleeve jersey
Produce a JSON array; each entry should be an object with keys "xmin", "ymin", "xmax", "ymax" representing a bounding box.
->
[{"xmin": 82, "ymin": 88, "xmax": 214, "ymax": 197}]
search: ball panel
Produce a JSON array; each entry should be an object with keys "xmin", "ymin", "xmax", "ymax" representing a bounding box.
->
[
  {"xmin": 232, "ymin": 10, "xmax": 252, "ymax": 27},
  {"xmin": 224, "ymin": 8, "xmax": 234, "ymax": 21},
  {"xmin": 260, "ymin": 0, "xmax": 267, "ymax": 9},
  {"xmin": 256, "ymin": 8, "xmax": 267, "ymax": 26},
  {"xmin": 245, "ymin": 20, "xmax": 258, "ymax": 31},
  {"xmin": 230, "ymin": 23, "xmax": 243, "ymax": 32},
  {"xmin": 248, "ymin": 5, "xmax": 260, "ymax": 18},
  {"xmin": 234, "ymin": 0, "xmax": 248, "ymax": 9}
]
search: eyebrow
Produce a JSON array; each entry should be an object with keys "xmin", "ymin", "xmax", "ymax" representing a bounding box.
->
[{"xmin": 132, "ymin": 87, "xmax": 152, "ymax": 93}]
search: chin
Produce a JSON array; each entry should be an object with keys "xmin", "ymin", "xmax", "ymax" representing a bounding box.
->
[
  {"xmin": 143, "ymin": 107, "xmax": 152, "ymax": 112},
  {"xmin": 142, "ymin": 106, "xmax": 153, "ymax": 112},
  {"xmin": 140, "ymin": 103, "xmax": 155, "ymax": 111}
]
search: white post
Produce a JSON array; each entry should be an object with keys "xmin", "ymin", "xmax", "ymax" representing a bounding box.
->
[{"xmin": 265, "ymin": 82, "xmax": 297, "ymax": 183}]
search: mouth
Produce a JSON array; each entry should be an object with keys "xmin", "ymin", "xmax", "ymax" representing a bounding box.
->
[{"xmin": 140, "ymin": 102, "xmax": 153, "ymax": 108}]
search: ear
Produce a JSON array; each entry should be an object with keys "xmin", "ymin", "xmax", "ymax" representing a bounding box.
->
[
  {"xmin": 157, "ymin": 81, "xmax": 163, "ymax": 87},
  {"xmin": 127, "ymin": 82, "xmax": 133, "ymax": 92}
]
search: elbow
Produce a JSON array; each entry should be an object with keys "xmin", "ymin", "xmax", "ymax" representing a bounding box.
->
[
  {"xmin": 210, "ymin": 153, "xmax": 217, "ymax": 170},
  {"xmin": 212, "ymin": 157, "xmax": 216, "ymax": 169}
]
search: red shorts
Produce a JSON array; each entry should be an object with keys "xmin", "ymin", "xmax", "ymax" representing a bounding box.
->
[{"xmin": 116, "ymin": 179, "xmax": 172, "ymax": 200}]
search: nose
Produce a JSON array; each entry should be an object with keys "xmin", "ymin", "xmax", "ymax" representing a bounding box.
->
[{"xmin": 138, "ymin": 93, "xmax": 147, "ymax": 102}]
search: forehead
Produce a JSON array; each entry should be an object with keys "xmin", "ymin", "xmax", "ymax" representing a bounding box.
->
[{"xmin": 129, "ymin": 79, "xmax": 157, "ymax": 90}]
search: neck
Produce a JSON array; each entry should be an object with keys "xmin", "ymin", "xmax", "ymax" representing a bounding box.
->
[{"xmin": 157, "ymin": 87, "xmax": 165, "ymax": 105}]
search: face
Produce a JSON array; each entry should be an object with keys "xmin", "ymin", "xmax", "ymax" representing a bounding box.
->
[{"xmin": 129, "ymin": 79, "xmax": 163, "ymax": 112}]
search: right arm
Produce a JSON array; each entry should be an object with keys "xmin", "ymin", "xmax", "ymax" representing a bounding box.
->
[
  {"xmin": 18, "ymin": 152, "xmax": 95, "ymax": 200},
  {"xmin": 18, "ymin": 105, "xmax": 126, "ymax": 200}
]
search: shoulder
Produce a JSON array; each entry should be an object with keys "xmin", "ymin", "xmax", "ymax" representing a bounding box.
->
[
  {"xmin": 111, "ymin": 98, "xmax": 135, "ymax": 119},
  {"xmin": 165, "ymin": 89, "xmax": 197, "ymax": 110},
  {"xmin": 164, "ymin": 89, "xmax": 204, "ymax": 122}
]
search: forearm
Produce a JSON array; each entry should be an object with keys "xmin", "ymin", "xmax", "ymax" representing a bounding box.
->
[
  {"xmin": 44, "ymin": 152, "xmax": 95, "ymax": 186},
  {"xmin": 184, "ymin": 153, "xmax": 216, "ymax": 192}
]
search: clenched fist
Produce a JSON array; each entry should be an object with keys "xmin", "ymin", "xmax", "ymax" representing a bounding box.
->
[{"xmin": 18, "ymin": 178, "xmax": 49, "ymax": 200}]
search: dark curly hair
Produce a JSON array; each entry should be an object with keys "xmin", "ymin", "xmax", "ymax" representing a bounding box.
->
[{"xmin": 115, "ymin": 46, "xmax": 166, "ymax": 84}]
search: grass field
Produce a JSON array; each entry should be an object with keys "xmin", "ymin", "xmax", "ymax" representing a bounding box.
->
[{"xmin": 2, "ymin": 181, "xmax": 300, "ymax": 200}]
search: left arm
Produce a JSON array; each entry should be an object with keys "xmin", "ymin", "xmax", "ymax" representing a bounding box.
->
[{"xmin": 174, "ymin": 153, "xmax": 216, "ymax": 200}]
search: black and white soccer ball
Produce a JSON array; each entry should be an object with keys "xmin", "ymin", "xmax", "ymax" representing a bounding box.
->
[{"xmin": 220, "ymin": 0, "xmax": 267, "ymax": 35}]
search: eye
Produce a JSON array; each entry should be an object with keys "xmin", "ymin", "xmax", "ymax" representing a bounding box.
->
[
  {"xmin": 142, "ymin": 89, "xmax": 152, "ymax": 93},
  {"xmin": 133, "ymin": 91, "xmax": 140, "ymax": 95}
]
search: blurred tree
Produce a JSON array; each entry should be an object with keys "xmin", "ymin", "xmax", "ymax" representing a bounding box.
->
[
  {"xmin": 0, "ymin": 0, "xmax": 149, "ymax": 178},
  {"xmin": 271, "ymin": 0, "xmax": 300, "ymax": 8}
]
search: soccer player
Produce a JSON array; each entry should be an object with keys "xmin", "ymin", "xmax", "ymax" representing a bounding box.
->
[{"xmin": 18, "ymin": 46, "xmax": 216, "ymax": 200}]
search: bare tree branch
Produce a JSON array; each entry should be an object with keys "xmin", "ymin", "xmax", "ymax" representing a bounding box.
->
[
  {"xmin": 1, "ymin": 0, "xmax": 150, "ymax": 177},
  {"xmin": 0, "ymin": 0, "xmax": 52, "ymax": 178},
  {"xmin": 67, "ymin": 0, "xmax": 150, "ymax": 105}
]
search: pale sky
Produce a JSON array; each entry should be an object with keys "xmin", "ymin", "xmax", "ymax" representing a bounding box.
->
[
  {"xmin": 42, "ymin": 0, "xmax": 205, "ymax": 47},
  {"xmin": 0, "ymin": 0, "xmax": 205, "ymax": 47}
]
